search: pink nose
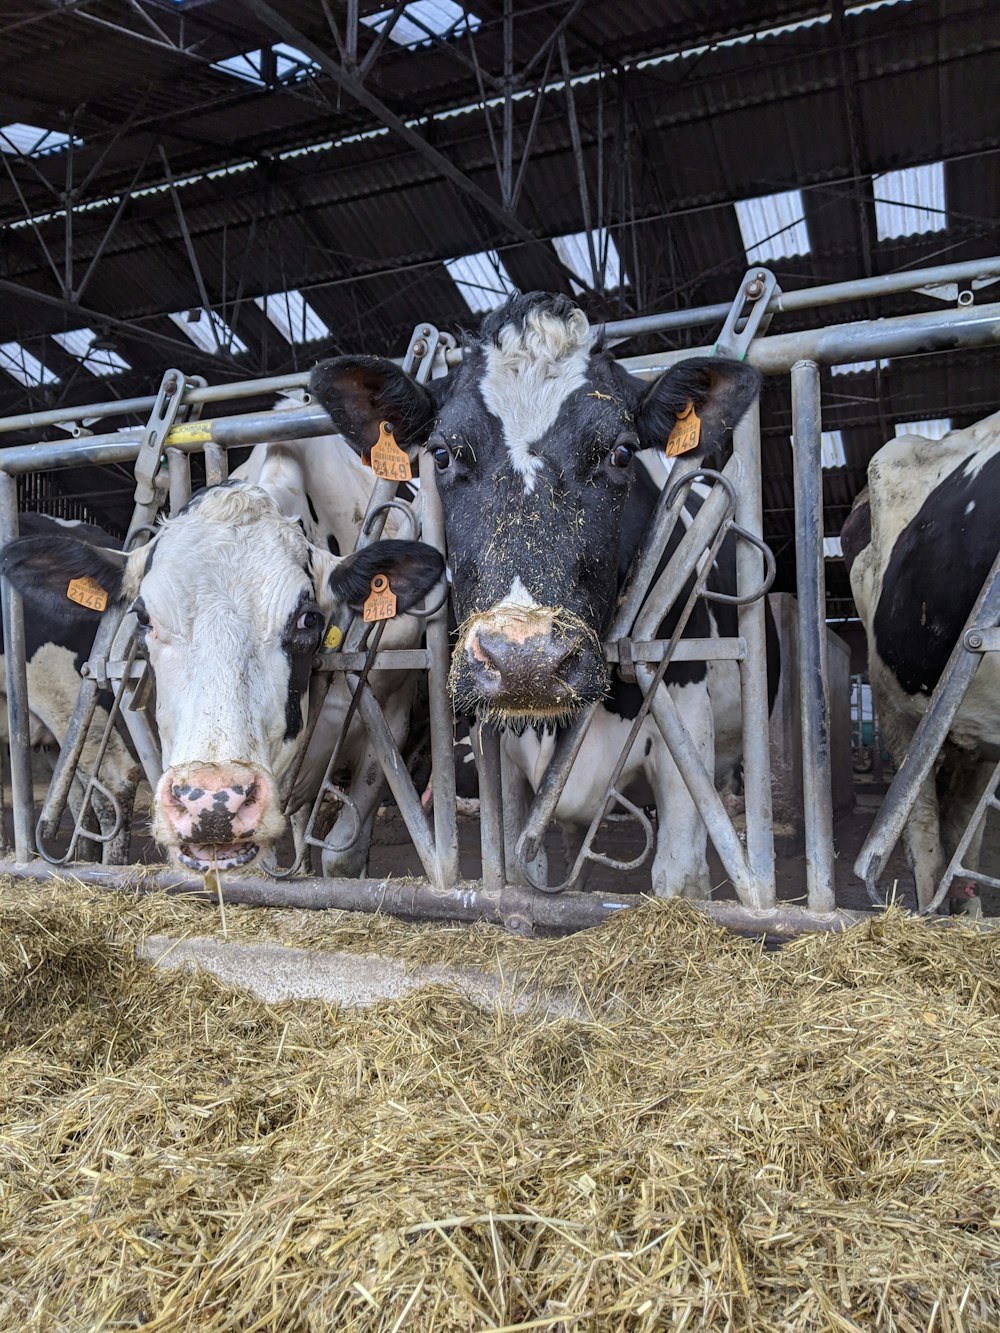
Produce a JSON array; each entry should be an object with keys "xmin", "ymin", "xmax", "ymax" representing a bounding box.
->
[{"xmin": 160, "ymin": 767, "xmax": 264, "ymax": 843}]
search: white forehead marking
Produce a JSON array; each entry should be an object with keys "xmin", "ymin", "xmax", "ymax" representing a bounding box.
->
[
  {"xmin": 504, "ymin": 575, "xmax": 541, "ymax": 609},
  {"xmin": 479, "ymin": 305, "xmax": 592, "ymax": 495}
]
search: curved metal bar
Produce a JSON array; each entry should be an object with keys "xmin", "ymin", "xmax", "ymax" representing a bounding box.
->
[
  {"xmin": 35, "ymin": 773, "xmax": 124, "ymax": 866},
  {"xmin": 362, "ymin": 498, "xmax": 419, "ymax": 541},
  {"xmin": 701, "ymin": 524, "xmax": 777, "ymax": 605},
  {"xmin": 519, "ymin": 789, "xmax": 655, "ymax": 894},
  {"xmin": 664, "ymin": 465, "xmax": 736, "ymax": 510},
  {"xmin": 404, "ymin": 579, "xmax": 450, "ymax": 621}
]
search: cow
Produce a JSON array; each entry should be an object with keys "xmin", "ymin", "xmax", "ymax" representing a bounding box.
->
[
  {"xmin": 843, "ymin": 410, "xmax": 1000, "ymax": 915},
  {"xmin": 0, "ymin": 482, "xmax": 443, "ymax": 874},
  {"xmin": 0, "ymin": 512, "xmax": 142, "ymax": 862},
  {"xmin": 310, "ymin": 290, "xmax": 774, "ymax": 898}
]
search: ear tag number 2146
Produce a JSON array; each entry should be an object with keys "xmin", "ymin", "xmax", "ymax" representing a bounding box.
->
[{"xmin": 363, "ymin": 575, "xmax": 397, "ymax": 622}]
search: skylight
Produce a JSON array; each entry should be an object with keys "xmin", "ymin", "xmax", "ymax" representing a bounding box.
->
[
  {"xmin": 361, "ymin": 1, "xmax": 480, "ymax": 48},
  {"xmin": 823, "ymin": 536, "xmax": 844, "ymax": 560},
  {"xmin": 0, "ymin": 342, "xmax": 59, "ymax": 387},
  {"xmin": 0, "ymin": 123, "xmax": 77, "ymax": 158},
  {"xmin": 444, "ymin": 251, "xmax": 518, "ymax": 312},
  {"xmin": 831, "ymin": 359, "xmax": 889, "ymax": 375},
  {"xmin": 873, "ymin": 162, "xmax": 946, "ymax": 240},
  {"xmin": 734, "ymin": 189, "xmax": 811, "ymax": 263},
  {"xmin": 552, "ymin": 229, "xmax": 628, "ymax": 293},
  {"xmin": 52, "ymin": 328, "xmax": 131, "ymax": 377},
  {"xmin": 255, "ymin": 290, "xmax": 330, "ymax": 343},
  {"xmin": 212, "ymin": 42, "xmax": 321, "ymax": 86},
  {"xmin": 820, "ymin": 431, "xmax": 847, "ymax": 469},
  {"xmin": 168, "ymin": 309, "xmax": 247, "ymax": 356},
  {"xmin": 894, "ymin": 418, "xmax": 952, "ymax": 440}
]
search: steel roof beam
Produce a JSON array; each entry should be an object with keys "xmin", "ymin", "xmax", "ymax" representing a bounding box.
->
[{"xmin": 241, "ymin": 0, "xmax": 573, "ymax": 287}]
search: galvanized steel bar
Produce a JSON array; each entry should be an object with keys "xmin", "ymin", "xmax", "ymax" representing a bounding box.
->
[
  {"xmin": 167, "ymin": 448, "xmax": 191, "ymax": 515},
  {"xmin": 791, "ymin": 360, "xmax": 836, "ymax": 911},
  {"xmin": 203, "ymin": 442, "xmax": 228, "ymax": 488},
  {"xmin": 0, "ymin": 474, "xmax": 34, "ymax": 860},
  {"xmin": 419, "ymin": 452, "xmax": 459, "ymax": 889},
  {"xmin": 732, "ymin": 401, "xmax": 776, "ymax": 905},
  {"xmin": 476, "ymin": 725, "xmax": 506, "ymax": 895}
]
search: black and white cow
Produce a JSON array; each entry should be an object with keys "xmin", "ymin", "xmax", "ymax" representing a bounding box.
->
[
  {"xmin": 0, "ymin": 512, "xmax": 142, "ymax": 862},
  {"xmin": 311, "ymin": 291, "xmax": 774, "ymax": 897},
  {"xmin": 1, "ymin": 482, "xmax": 443, "ymax": 873},
  {"xmin": 843, "ymin": 411, "xmax": 1000, "ymax": 914}
]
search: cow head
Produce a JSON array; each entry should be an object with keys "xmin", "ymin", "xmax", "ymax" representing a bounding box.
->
[
  {"xmin": 0, "ymin": 482, "xmax": 443, "ymax": 870},
  {"xmin": 310, "ymin": 291, "xmax": 760, "ymax": 726}
]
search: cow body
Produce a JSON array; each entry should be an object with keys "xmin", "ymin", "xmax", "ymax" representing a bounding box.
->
[
  {"xmin": 0, "ymin": 513, "xmax": 141, "ymax": 862},
  {"xmin": 311, "ymin": 291, "xmax": 773, "ymax": 897},
  {"xmin": 845, "ymin": 410, "xmax": 1000, "ymax": 911},
  {"xmin": 1, "ymin": 475, "xmax": 443, "ymax": 875}
]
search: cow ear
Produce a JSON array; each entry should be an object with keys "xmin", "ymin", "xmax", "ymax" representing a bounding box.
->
[
  {"xmin": 0, "ymin": 535, "xmax": 125, "ymax": 619},
  {"xmin": 635, "ymin": 357, "xmax": 761, "ymax": 464},
  {"xmin": 310, "ymin": 356, "xmax": 438, "ymax": 458},
  {"xmin": 328, "ymin": 539, "xmax": 445, "ymax": 614}
]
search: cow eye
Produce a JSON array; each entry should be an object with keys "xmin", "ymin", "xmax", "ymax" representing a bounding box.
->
[
  {"xmin": 609, "ymin": 440, "xmax": 634, "ymax": 469},
  {"xmin": 296, "ymin": 608, "xmax": 322, "ymax": 633},
  {"xmin": 432, "ymin": 445, "xmax": 451, "ymax": 471}
]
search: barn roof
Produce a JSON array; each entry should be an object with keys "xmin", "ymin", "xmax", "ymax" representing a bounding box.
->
[{"xmin": 1, "ymin": 0, "xmax": 998, "ymax": 614}]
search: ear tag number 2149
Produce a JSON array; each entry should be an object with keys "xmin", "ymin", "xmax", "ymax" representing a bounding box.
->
[{"xmin": 369, "ymin": 421, "xmax": 412, "ymax": 482}]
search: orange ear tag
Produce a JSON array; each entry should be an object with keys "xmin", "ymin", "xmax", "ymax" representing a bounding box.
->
[
  {"xmin": 369, "ymin": 420, "xmax": 412, "ymax": 482},
  {"xmin": 66, "ymin": 576, "xmax": 108, "ymax": 611},
  {"xmin": 363, "ymin": 574, "xmax": 398, "ymax": 622},
  {"xmin": 665, "ymin": 400, "xmax": 702, "ymax": 458}
]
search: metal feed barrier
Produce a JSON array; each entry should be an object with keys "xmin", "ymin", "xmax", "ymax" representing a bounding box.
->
[{"xmin": 3, "ymin": 256, "xmax": 1000, "ymax": 938}]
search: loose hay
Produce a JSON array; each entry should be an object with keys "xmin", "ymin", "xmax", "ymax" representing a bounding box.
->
[{"xmin": 1, "ymin": 881, "xmax": 1000, "ymax": 1331}]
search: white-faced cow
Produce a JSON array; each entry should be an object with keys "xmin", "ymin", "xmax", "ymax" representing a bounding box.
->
[
  {"xmin": 843, "ymin": 411, "xmax": 1000, "ymax": 914},
  {"xmin": 1, "ymin": 483, "xmax": 442, "ymax": 874},
  {"xmin": 0, "ymin": 513, "xmax": 142, "ymax": 862},
  {"xmin": 311, "ymin": 291, "xmax": 774, "ymax": 897}
]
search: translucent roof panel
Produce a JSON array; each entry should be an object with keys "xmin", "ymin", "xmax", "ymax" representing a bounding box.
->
[
  {"xmin": 444, "ymin": 251, "xmax": 518, "ymax": 313},
  {"xmin": 552, "ymin": 229, "xmax": 628, "ymax": 293},
  {"xmin": 0, "ymin": 123, "xmax": 76, "ymax": 157},
  {"xmin": 212, "ymin": 43, "xmax": 320, "ymax": 85},
  {"xmin": 168, "ymin": 309, "xmax": 247, "ymax": 356},
  {"xmin": 52, "ymin": 328, "xmax": 131, "ymax": 377},
  {"xmin": 734, "ymin": 189, "xmax": 811, "ymax": 262},
  {"xmin": 873, "ymin": 162, "xmax": 946, "ymax": 240},
  {"xmin": 254, "ymin": 290, "xmax": 330, "ymax": 343},
  {"xmin": 0, "ymin": 342, "xmax": 59, "ymax": 387},
  {"xmin": 831, "ymin": 358, "xmax": 889, "ymax": 375},
  {"xmin": 362, "ymin": 1, "xmax": 481, "ymax": 48},
  {"xmin": 823, "ymin": 536, "xmax": 844, "ymax": 560},
  {"xmin": 820, "ymin": 431, "xmax": 847, "ymax": 469},
  {"xmin": 894, "ymin": 418, "xmax": 952, "ymax": 440}
]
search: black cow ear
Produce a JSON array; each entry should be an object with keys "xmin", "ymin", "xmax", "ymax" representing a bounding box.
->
[
  {"xmin": 310, "ymin": 356, "xmax": 438, "ymax": 458},
  {"xmin": 0, "ymin": 536, "xmax": 125, "ymax": 620},
  {"xmin": 635, "ymin": 357, "xmax": 761, "ymax": 464},
  {"xmin": 328, "ymin": 540, "xmax": 445, "ymax": 614}
]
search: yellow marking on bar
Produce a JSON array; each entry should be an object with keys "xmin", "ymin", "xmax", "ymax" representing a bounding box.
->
[{"xmin": 164, "ymin": 421, "xmax": 215, "ymax": 445}]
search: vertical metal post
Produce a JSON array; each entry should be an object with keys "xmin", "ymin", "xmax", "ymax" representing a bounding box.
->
[
  {"xmin": 733, "ymin": 402, "xmax": 776, "ymax": 905},
  {"xmin": 791, "ymin": 359, "xmax": 836, "ymax": 910},
  {"xmin": 418, "ymin": 452, "xmax": 459, "ymax": 889},
  {"xmin": 476, "ymin": 724, "xmax": 506, "ymax": 894},
  {"xmin": 167, "ymin": 448, "xmax": 191, "ymax": 515},
  {"xmin": 0, "ymin": 472, "xmax": 34, "ymax": 860},
  {"xmin": 204, "ymin": 442, "xmax": 228, "ymax": 487}
]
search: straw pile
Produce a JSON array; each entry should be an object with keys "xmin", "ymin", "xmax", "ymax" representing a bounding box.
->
[{"xmin": 1, "ymin": 880, "xmax": 999, "ymax": 1331}]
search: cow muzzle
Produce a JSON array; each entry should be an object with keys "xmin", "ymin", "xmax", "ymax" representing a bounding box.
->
[
  {"xmin": 155, "ymin": 763, "xmax": 278, "ymax": 872},
  {"xmin": 450, "ymin": 603, "xmax": 607, "ymax": 723}
]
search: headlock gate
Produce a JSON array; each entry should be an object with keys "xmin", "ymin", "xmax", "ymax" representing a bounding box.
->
[{"xmin": 3, "ymin": 256, "xmax": 1000, "ymax": 938}]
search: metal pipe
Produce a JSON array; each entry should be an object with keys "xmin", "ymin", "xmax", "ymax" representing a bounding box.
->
[
  {"xmin": 167, "ymin": 448, "xmax": 191, "ymax": 515},
  {"xmin": 0, "ymin": 860, "xmax": 877, "ymax": 939},
  {"xmin": 790, "ymin": 360, "xmax": 836, "ymax": 911},
  {"xmin": 203, "ymin": 442, "xmax": 228, "ymax": 487},
  {"xmin": 0, "ymin": 474, "xmax": 34, "ymax": 860},
  {"xmin": 622, "ymin": 300, "xmax": 1000, "ymax": 379},
  {"xmin": 600, "ymin": 255, "xmax": 1000, "ymax": 341},
  {"xmin": 475, "ymin": 724, "xmax": 506, "ymax": 894},
  {"xmin": 418, "ymin": 452, "xmax": 459, "ymax": 889},
  {"xmin": 732, "ymin": 402, "xmax": 776, "ymax": 905}
]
